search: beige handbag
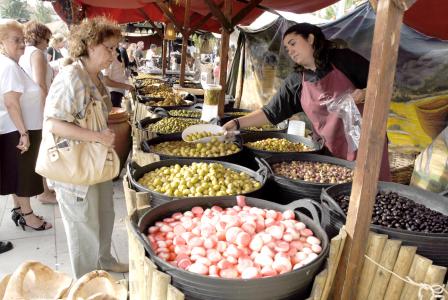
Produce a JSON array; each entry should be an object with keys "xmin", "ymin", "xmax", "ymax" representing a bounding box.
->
[{"xmin": 36, "ymin": 98, "xmax": 120, "ymax": 186}]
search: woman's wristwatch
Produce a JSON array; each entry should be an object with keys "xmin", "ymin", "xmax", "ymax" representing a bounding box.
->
[
  {"xmin": 233, "ymin": 118, "xmax": 240, "ymax": 130},
  {"xmin": 20, "ymin": 131, "xmax": 29, "ymax": 137}
]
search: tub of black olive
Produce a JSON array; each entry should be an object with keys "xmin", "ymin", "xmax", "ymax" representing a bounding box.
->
[{"xmin": 321, "ymin": 182, "xmax": 448, "ymax": 267}]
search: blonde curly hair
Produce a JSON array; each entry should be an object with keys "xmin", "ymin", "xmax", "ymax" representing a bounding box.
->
[{"xmin": 68, "ymin": 17, "xmax": 122, "ymax": 59}]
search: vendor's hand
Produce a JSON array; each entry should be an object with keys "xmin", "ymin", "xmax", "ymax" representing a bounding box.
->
[
  {"xmin": 97, "ymin": 129, "xmax": 115, "ymax": 147},
  {"xmin": 351, "ymin": 89, "xmax": 366, "ymax": 104},
  {"xmin": 222, "ymin": 119, "xmax": 238, "ymax": 132},
  {"xmin": 17, "ymin": 134, "xmax": 30, "ymax": 154}
]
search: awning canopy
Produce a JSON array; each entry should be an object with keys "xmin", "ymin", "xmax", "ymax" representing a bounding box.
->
[{"xmin": 55, "ymin": 0, "xmax": 448, "ymax": 40}]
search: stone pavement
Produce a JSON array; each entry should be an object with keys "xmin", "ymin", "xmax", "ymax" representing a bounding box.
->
[{"xmin": 0, "ymin": 178, "xmax": 129, "ymax": 280}]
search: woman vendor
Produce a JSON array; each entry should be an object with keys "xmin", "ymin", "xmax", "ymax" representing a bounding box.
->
[{"xmin": 223, "ymin": 23, "xmax": 390, "ymax": 180}]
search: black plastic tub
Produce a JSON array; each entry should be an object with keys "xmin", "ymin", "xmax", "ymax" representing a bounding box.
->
[
  {"xmin": 141, "ymin": 135, "xmax": 243, "ymax": 164},
  {"xmin": 321, "ymin": 182, "xmax": 448, "ymax": 267},
  {"xmin": 261, "ymin": 153, "xmax": 355, "ymax": 202},
  {"xmin": 138, "ymin": 93, "xmax": 198, "ymax": 110},
  {"xmin": 241, "ymin": 132, "xmax": 322, "ymax": 159},
  {"xmin": 127, "ymin": 158, "xmax": 268, "ymax": 207},
  {"xmin": 135, "ymin": 196, "xmax": 329, "ymax": 300},
  {"xmin": 138, "ymin": 116, "xmax": 215, "ymax": 136}
]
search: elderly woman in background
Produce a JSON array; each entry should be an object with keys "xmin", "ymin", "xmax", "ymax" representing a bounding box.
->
[
  {"xmin": 19, "ymin": 20, "xmax": 57, "ymax": 205},
  {"xmin": 0, "ymin": 21, "xmax": 52, "ymax": 234},
  {"xmin": 44, "ymin": 17, "xmax": 128, "ymax": 278}
]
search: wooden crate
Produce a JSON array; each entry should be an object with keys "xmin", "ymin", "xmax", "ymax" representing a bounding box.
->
[
  {"xmin": 124, "ymin": 176, "xmax": 185, "ymax": 300},
  {"xmin": 308, "ymin": 230, "xmax": 448, "ymax": 300}
]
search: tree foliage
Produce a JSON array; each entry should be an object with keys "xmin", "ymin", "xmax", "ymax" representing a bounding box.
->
[
  {"xmin": 0, "ymin": 0, "xmax": 30, "ymax": 20},
  {"xmin": 33, "ymin": 1, "xmax": 54, "ymax": 24}
]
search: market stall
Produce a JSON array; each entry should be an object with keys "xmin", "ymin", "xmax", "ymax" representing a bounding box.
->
[{"xmin": 6, "ymin": 0, "xmax": 444, "ymax": 299}]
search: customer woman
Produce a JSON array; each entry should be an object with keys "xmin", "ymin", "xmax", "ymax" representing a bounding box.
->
[
  {"xmin": 223, "ymin": 23, "xmax": 390, "ymax": 180},
  {"xmin": 0, "ymin": 20, "xmax": 52, "ymax": 231},
  {"xmin": 44, "ymin": 17, "xmax": 128, "ymax": 278},
  {"xmin": 19, "ymin": 20, "xmax": 57, "ymax": 204}
]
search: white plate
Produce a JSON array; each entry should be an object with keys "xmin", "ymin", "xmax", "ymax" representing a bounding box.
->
[{"xmin": 182, "ymin": 124, "xmax": 226, "ymax": 143}]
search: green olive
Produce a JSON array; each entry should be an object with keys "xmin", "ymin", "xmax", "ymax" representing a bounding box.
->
[
  {"xmin": 245, "ymin": 138, "xmax": 312, "ymax": 152},
  {"xmin": 137, "ymin": 162, "xmax": 260, "ymax": 197}
]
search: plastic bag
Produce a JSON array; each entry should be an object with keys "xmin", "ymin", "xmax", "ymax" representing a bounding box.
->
[{"xmin": 323, "ymin": 92, "xmax": 362, "ymax": 152}]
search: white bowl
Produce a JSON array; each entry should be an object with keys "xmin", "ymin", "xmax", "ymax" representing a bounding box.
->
[{"xmin": 182, "ymin": 124, "xmax": 226, "ymax": 143}]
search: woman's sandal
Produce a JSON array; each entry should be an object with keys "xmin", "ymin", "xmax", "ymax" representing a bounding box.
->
[
  {"xmin": 11, "ymin": 207, "xmax": 43, "ymax": 226},
  {"xmin": 19, "ymin": 210, "xmax": 52, "ymax": 231}
]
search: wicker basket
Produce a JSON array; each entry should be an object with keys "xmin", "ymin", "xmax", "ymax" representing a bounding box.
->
[{"xmin": 389, "ymin": 151, "xmax": 417, "ymax": 185}]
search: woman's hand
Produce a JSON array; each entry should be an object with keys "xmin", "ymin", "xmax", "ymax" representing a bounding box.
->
[
  {"xmin": 351, "ymin": 89, "xmax": 366, "ymax": 104},
  {"xmin": 222, "ymin": 119, "xmax": 238, "ymax": 132},
  {"xmin": 96, "ymin": 129, "xmax": 115, "ymax": 147},
  {"xmin": 17, "ymin": 134, "xmax": 30, "ymax": 154}
]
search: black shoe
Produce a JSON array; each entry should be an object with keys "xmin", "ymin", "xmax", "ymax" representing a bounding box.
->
[{"xmin": 0, "ymin": 241, "xmax": 13, "ymax": 254}]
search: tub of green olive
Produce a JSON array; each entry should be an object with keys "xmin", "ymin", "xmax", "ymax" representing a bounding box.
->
[
  {"xmin": 128, "ymin": 159, "xmax": 268, "ymax": 207},
  {"xmin": 141, "ymin": 135, "xmax": 243, "ymax": 163},
  {"xmin": 139, "ymin": 117, "xmax": 206, "ymax": 135},
  {"xmin": 241, "ymin": 132, "xmax": 322, "ymax": 159}
]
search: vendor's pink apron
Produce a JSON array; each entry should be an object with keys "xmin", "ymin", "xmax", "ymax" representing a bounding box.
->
[{"xmin": 300, "ymin": 65, "xmax": 391, "ymax": 181}]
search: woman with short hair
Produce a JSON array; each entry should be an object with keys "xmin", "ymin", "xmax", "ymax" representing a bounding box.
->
[
  {"xmin": 0, "ymin": 20, "xmax": 52, "ymax": 234},
  {"xmin": 20, "ymin": 20, "xmax": 57, "ymax": 204}
]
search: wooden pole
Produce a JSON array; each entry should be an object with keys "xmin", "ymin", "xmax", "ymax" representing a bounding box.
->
[
  {"xmin": 332, "ymin": 0, "xmax": 416, "ymax": 298},
  {"xmin": 218, "ymin": 0, "xmax": 231, "ymax": 116},
  {"xmin": 162, "ymin": 39, "xmax": 167, "ymax": 77},
  {"xmin": 180, "ymin": 0, "xmax": 191, "ymax": 86}
]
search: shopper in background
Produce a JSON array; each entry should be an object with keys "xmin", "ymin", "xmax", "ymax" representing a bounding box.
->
[
  {"xmin": 47, "ymin": 33, "xmax": 64, "ymax": 62},
  {"xmin": 44, "ymin": 16, "xmax": 128, "ymax": 278},
  {"xmin": 19, "ymin": 20, "xmax": 57, "ymax": 205},
  {"xmin": 127, "ymin": 42, "xmax": 137, "ymax": 70},
  {"xmin": 134, "ymin": 40, "xmax": 144, "ymax": 66},
  {"xmin": 103, "ymin": 47, "xmax": 134, "ymax": 107},
  {"xmin": 0, "ymin": 20, "xmax": 52, "ymax": 233},
  {"xmin": 118, "ymin": 39, "xmax": 130, "ymax": 69}
]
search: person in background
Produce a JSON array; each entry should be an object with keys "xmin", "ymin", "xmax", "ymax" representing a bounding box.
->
[
  {"xmin": 145, "ymin": 43, "xmax": 157, "ymax": 68},
  {"xmin": 223, "ymin": 23, "xmax": 391, "ymax": 180},
  {"xmin": 213, "ymin": 56, "xmax": 220, "ymax": 84},
  {"xmin": 47, "ymin": 33, "xmax": 64, "ymax": 62},
  {"xmin": 19, "ymin": 20, "xmax": 57, "ymax": 204},
  {"xmin": 127, "ymin": 42, "xmax": 137, "ymax": 70},
  {"xmin": 0, "ymin": 20, "xmax": 52, "ymax": 233},
  {"xmin": 44, "ymin": 16, "xmax": 128, "ymax": 278},
  {"xmin": 134, "ymin": 40, "xmax": 144, "ymax": 66},
  {"xmin": 118, "ymin": 39, "xmax": 130, "ymax": 69},
  {"xmin": 103, "ymin": 47, "xmax": 134, "ymax": 107}
]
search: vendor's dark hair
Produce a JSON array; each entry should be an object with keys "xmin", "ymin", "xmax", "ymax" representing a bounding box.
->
[{"xmin": 283, "ymin": 23, "xmax": 334, "ymax": 72}]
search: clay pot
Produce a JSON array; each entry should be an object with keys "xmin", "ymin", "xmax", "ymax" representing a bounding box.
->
[{"xmin": 108, "ymin": 108, "xmax": 132, "ymax": 174}]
